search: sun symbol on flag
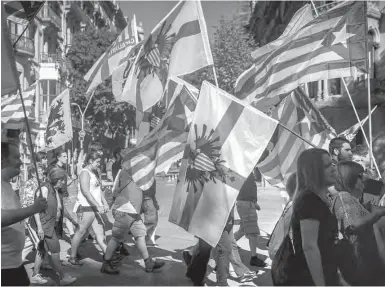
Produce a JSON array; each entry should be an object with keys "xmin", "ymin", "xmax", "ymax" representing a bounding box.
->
[{"xmin": 185, "ymin": 124, "xmax": 230, "ymax": 193}]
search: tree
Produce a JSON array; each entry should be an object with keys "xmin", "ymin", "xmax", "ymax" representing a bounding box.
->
[
  {"xmin": 183, "ymin": 14, "xmax": 257, "ymax": 93},
  {"xmin": 66, "ymin": 27, "xmax": 136, "ymax": 145}
]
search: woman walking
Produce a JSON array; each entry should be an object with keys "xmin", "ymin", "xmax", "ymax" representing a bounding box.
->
[
  {"xmin": 291, "ymin": 148, "xmax": 338, "ymax": 286},
  {"xmin": 333, "ymin": 161, "xmax": 385, "ymax": 285},
  {"xmin": 30, "ymin": 167, "xmax": 76, "ymax": 285},
  {"xmin": 68, "ymin": 150, "xmax": 109, "ymax": 266}
]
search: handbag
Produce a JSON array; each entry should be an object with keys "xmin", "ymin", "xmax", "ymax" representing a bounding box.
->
[
  {"xmin": 271, "ymin": 207, "xmax": 297, "ymax": 286},
  {"xmin": 332, "ymin": 193, "xmax": 358, "ymax": 285}
]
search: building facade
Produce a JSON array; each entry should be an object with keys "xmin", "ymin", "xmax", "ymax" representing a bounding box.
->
[{"xmin": 5, "ymin": 0, "xmax": 131, "ymax": 180}]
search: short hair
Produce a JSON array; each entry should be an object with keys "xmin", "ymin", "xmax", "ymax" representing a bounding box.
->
[
  {"xmin": 352, "ymin": 144, "xmax": 369, "ymax": 157},
  {"xmin": 285, "ymin": 172, "xmax": 297, "ymax": 199},
  {"xmin": 334, "ymin": 161, "xmax": 364, "ymax": 193},
  {"xmin": 47, "ymin": 167, "xmax": 67, "ymax": 186},
  {"xmin": 329, "ymin": 137, "xmax": 350, "ymax": 155}
]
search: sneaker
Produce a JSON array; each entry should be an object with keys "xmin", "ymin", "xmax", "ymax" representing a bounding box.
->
[
  {"xmin": 100, "ymin": 261, "xmax": 120, "ymax": 275},
  {"xmin": 239, "ymin": 271, "xmax": 258, "ymax": 283},
  {"xmin": 60, "ymin": 274, "xmax": 76, "ymax": 285},
  {"xmin": 250, "ymin": 256, "xmax": 267, "ymax": 267},
  {"xmin": 30, "ymin": 274, "xmax": 48, "ymax": 285},
  {"xmin": 67, "ymin": 257, "xmax": 83, "ymax": 267},
  {"xmin": 144, "ymin": 257, "xmax": 165, "ymax": 272},
  {"xmin": 182, "ymin": 250, "xmax": 192, "ymax": 266}
]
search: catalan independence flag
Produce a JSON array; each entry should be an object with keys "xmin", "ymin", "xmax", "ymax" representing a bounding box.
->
[
  {"xmin": 235, "ymin": 1, "xmax": 368, "ymax": 109},
  {"xmin": 121, "ymin": 0, "xmax": 213, "ymax": 112},
  {"xmin": 84, "ymin": 21, "xmax": 138, "ymax": 95}
]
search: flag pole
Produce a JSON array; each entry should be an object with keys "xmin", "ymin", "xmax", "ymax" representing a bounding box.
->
[
  {"xmin": 277, "ymin": 122, "xmax": 317, "ymax": 148},
  {"xmin": 16, "ymin": 84, "xmax": 43, "ymax": 197},
  {"xmin": 212, "ymin": 65, "xmax": 219, "ymax": 88},
  {"xmin": 310, "ymin": 0, "xmax": 319, "ymax": 17},
  {"xmin": 342, "ymin": 78, "xmax": 381, "ymax": 178},
  {"xmin": 367, "ymin": 49, "xmax": 373, "ymax": 170}
]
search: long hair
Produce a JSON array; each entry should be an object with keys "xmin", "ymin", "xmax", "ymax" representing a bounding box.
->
[
  {"xmin": 294, "ymin": 148, "xmax": 330, "ymax": 203},
  {"xmin": 334, "ymin": 161, "xmax": 364, "ymax": 193}
]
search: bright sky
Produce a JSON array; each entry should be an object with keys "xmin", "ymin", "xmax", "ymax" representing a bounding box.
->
[{"xmin": 118, "ymin": 0, "xmax": 243, "ymax": 39}]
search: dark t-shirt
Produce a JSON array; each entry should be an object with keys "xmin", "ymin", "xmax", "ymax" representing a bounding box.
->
[
  {"xmin": 291, "ymin": 192, "xmax": 338, "ymax": 286},
  {"xmin": 112, "ymin": 160, "xmax": 121, "ymax": 181}
]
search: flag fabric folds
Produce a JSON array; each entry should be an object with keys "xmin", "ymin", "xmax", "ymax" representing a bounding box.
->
[
  {"xmin": 169, "ymin": 81, "xmax": 278, "ymax": 247},
  {"xmin": 256, "ymin": 88, "xmax": 336, "ymax": 187},
  {"xmin": 84, "ymin": 20, "xmax": 138, "ymax": 95},
  {"xmin": 121, "ymin": 79, "xmax": 199, "ymax": 190},
  {"xmin": 1, "ymin": 83, "xmax": 36, "ymax": 129},
  {"xmin": 45, "ymin": 90, "xmax": 73, "ymax": 151},
  {"xmin": 1, "ymin": 4, "xmax": 20, "ymax": 96},
  {"xmin": 250, "ymin": 4, "xmax": 314, "ymax": 61},
  {"xmin": 235, "ymin": 1, "xmax": 368, "ymax": 109},
  {"xmin": 338, "ymin": 106, "xmax": 378, "ymax": 142},
  {"xmin": 121, "ymin": 0, "xmax": 213, "ymax": 112},
  {"xmin": 4, "ymin": 1, "xmax": 44, "ymax": 26}
]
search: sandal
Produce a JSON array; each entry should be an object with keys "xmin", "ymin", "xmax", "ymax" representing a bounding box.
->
[{"xmin": 68, "ymin": 257, "xmax": 83, "ymax": 267}]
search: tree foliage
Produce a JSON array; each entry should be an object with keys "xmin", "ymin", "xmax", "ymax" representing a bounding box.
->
[
  {"xmin": 66, "ymin": 27, "xmax": 136, "ymax": 142},
  {"xmin": 183, "ymin": 14, "xmax": 257, "ymax": 93}
]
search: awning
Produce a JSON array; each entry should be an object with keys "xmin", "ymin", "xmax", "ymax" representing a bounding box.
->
[{"xmin": 1, "ymin": 82, "xmax": 37, "ymax": 130}]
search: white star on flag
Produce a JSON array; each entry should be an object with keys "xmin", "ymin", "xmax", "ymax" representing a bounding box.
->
[{"xmin": 331, "ymin": 22, "xmax": 355, "ymax": 48}]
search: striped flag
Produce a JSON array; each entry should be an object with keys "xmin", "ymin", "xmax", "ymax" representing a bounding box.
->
[
  {"xmin": 1, "ymin": 83, "xmax": 36, "ymax": 130},
  {"xmin": 84, "ymin": 20, "xmax": 138, "ymax": 95},
  {"xmin": 339, "ymin": 106, "xmax": 377, "ymax": 142},
  {"xmin": 121, "ymin": 80, "xmax": 198, "ymax": 190},
  {"xmin": 169, "ymin": 81, "xmax": 278, "ymax": 247},
  {"xmin": 45, "ymin": 90, "xmax": 73, "ymax": 151},
  {"xmin": 256, "ymin": 88, "xmax": 336, "ymax": 187},
  {"xmin": 235, "ymin": 1, "xmax": 368, "ymax": 109},
  {"xmin": 250, "ymin": 4, "xmax": 314, "ymax": 60},
  {"xmin": 121, "ymin": 0, "xmax": 213, "ymax": 112}
]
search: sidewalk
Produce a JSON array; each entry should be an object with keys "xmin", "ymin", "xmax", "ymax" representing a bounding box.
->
[{"xmin": 24, "ymin": 179, "xmax": 282, "ymax": 286}]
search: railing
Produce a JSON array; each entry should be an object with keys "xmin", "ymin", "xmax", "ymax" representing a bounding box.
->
[
  {"xmin": 39, "ymin": 53, "xmax": 67, "ymax": 72},
  {"xmin": 38, "ymin": 3, "xmax": 61, "ymax": 29},
  {"xmin": 10, "ymin": 33, "xmax": 35, "ymax": 56}
]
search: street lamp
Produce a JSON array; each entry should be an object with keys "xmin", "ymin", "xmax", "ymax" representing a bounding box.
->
[{"xmin": 71, "ymin": 102, "xmax": 86, "ymax": 150}]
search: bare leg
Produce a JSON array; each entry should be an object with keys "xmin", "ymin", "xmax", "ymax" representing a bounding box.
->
[
  {"xmin": 71, "ymin": 212, "xmax": 94, "ymax": 258},
  {"xmin": 104, "ymin": 238, "xmax": 120, "ymax": 260},
  {"xmin": 32, "ymin": 251, "xmax": 43, "ymax": 276},
  {"xmin": 91, "ymin": 214, "xmax": 107, "ymax": 254},
  {"xmin": 248, "ymin": 237, "xmax": 258, "ymax": 257},
  {"xmin": 135, "ymin": 236, "xmax": 149, "ymax": 260},
  {"xmin": 50, "ymin": 253, "xmax": 65, "ymax": 278}
]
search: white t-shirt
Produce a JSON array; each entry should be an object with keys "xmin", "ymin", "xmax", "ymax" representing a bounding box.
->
[
  {"xmin": 77, "ymin": 169, "xmax": 103, "ymax": 207},
  {"xmin": 1, "ymin": 180, "xmax": 26, "ymax": 269}
]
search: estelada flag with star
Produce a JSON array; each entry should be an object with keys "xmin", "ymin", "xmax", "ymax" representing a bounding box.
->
[
  {"xmin": 169, "ymin": 81, "xmax": 278, "ymax": 247},
  {"xmin": 235, "ymin": 1, "xmax": 368, "ymax": 109}
]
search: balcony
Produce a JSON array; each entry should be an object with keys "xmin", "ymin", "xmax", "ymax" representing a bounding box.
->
[
  {"xmin": 10, "ymin": 33, "xmax": 35, "ymax": 57},
  {"xmin": 38, "ymin": 3, "xmax": 61, "ymax": 29}
]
